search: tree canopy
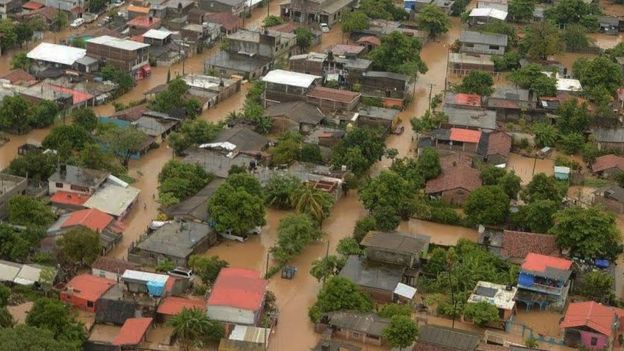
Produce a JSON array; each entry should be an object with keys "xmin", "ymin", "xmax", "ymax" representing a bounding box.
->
[
  {"xmin": 71, "ymin": 108, "xmax": 97, "ymax": 131},
  {"xmin": 573, "ymin": 56, "xmax": 624, "ymax": 103},
  {"xmin": 508, "ymin": 0, "xmax": 535, "ymax": 22},
  {"xmin": 545, "ymin": 0, "xmax": 600, "ymax": 29},
  {"xmin": 332, "ymin": 127, "xmax": 385, "ymax": 175},
  {"xmin": 168, "ymin": 308, "xmax": 225, "ymax": 351},
  {"xmin": 150, "ymin": 78, "xmax": 200, "ymax": 118},
  {"xmin": 97, "ymin": 124, "xmax": 148, "ymax": 167},
  {"xmin": 562, "ymin": 24, "xmax": 592, "ymax": 52},
  {"xmin": 342, "ymin": 11, "xmax": 370, "ymax": 33},
  {"xmin": 456, "ymin": 71, "xmax": 494, "ymax": 96},
  {"xmin": 168, "ymin": 119, "xmax": 223, "ymax": 155},
  {"xmin": 207, "ymin": 179, "xmax": 266, "ymax": 235},
  {"xmin": 56, "ymin": 227, "xmax": 101, "ymax": 268},
  {"xmin": 360, "ymin": 0, "xmax": 408, "ymax": 20},
  {"xmin": 271, "ymin": 213, "xmax": 322, "ymax": 264},
  {"xmin": 416, "ymin": 4, "xmax": 450, "ymax": 38},
  {"xmin": 464, "ymin": 186, "xmax": 510, "ymax": 225},
  {"xmin": 521, "ymin": 22, "xmax": 563, "ymax": 61},
  {"xmin": 508, "ymin": 64, "xmax": 557, "ymax": 97},
  {"xmin": 523, "ymin": 173, "xmax": 564, "ymax": 203},
  {"xmin": 360, "ymin": 170, "xmax": 420, "ymax": 219},
  {"xmin": 0, "ymin": 325, "xmax": 80, "ymax": 351},
  {"xmin": 188, "ymin": 255, "xmax": 228, "ymax": 285},
  {"xmin": 8, "ymin": 151, "xmax": 57, "ymax": 183},
  {"xmin": 264, "ymin": 174, "xmax": 302, "ymax": 209},
  {"xmin": 26, "ymin": 298, "xmax": 86, "ymax": 348},
  {"xmin": 463, "ymin": 301, "xmax": 500, "ymax": 327},
  {"xmin": 290, "ymin": 184, "xmax": 334, "ymax": 223},
  {"xmin": 309, "ymin": 276, "xmax": 374, "ymax": 322},
  {"xmin": 369, "ymin": 31, "xmax": 427, "ymax": 77},
  {"xmin": 8, "ymin": 195, "xmax": 55, "ymax": 227},
  {"xmin": 383, "ymin": 315, "xmax": 419, "ymax": 349},
  {"xmin": 158, "ymin": 160, "xmax": 212, "ymax": 207},
  {"xmin": 511, "ymin": 199, "xmax": 558, "ymax": 233}
]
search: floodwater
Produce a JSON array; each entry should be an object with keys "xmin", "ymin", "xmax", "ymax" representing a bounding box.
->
[
  {"xmin": 506, "ymin": 153, "xmax": 554, "ymax": 185},
  {"xmin": 398, "ymin": 219, "xmax": 478, "ymax": 246},
  {"xmin": 6, "ymin": 301, "xmax": 33, "ymax": 324},
  {"xmin": 513, "ymin": 310, "xmax": 563, "ymax": 338}
]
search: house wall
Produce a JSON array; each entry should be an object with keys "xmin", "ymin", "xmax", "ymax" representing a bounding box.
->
[
  {"xmin": 207, "ymin": 305, "xmax": 259, "ymax": 325},
  {"xmin": 92, "ymin": 268, "xmax": 122, "ymax": 282},
  {"xmin": 564, "ymin": 329, "xmax": 610, "ymax": 350},
  {"xmin": 360, "ymin": 76, "xmax": 407, "ymax": 99},
  {"xmin": 265, "ymin": 83, "xmax": 311, "ymax": 103},
  {"xmin": 86, "ymin": 42, "xmax": 149, "ymax": 73},
  {"xmin": 357, "ymin": 116, "xmax": 394, "ymax": 130},
  {"xmin": 48, "ymin": 180, "xmax": 98, "ymax": 195},
  {"xmin": 199, "ymin": 0, "xmax": 244, "ymax": 15},
  {"xmin": 289, "ymin": 58, "xmax": 324, "ymax": 76},
  {"xmin": 365, "ymin": 248, "xmax": 415, "ymax": 268},
  {"xmin": 440, "ymin": 187, "xmax": 472, "ymax": 206},
  {"xmin": 460, "ymin": 42, "xmax": 506, "ymax": 56},
  {"xmin": 60, "ymin": 293, "xmax": 96, "ymax": 312},
  {"xmin": 307, "ymin": 95, "xmax": 359, "ymax": 112},
  {"xmin": 596, "ymin": 167, "xmax": 624, "ymax": 179},
  {"xmin": 597, "ymin": 141, "xmax": 624, "ymax": 153},
  {"xmin": 360, "ymin": 286, "xmax": 394, "ymax": 304},
  {"xmin": 333, "ymin": 328, "xmax": 383, "ymax": 346},
  {"xmin": 128, "ymin": 250, "xmax": 187, "ymax": 267}
]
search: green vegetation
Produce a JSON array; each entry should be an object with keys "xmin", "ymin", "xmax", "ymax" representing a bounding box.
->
[
  {"xmin": 341, "ymin": 11, "xmax": 369, "ymax": 33},
  {"xmin": 383, "ymin": 315, "xmax": 419, "ymax": 350},
  {"xmin": 369, "ymin": 31, "xmax": 427, "ymax": 77},
  {"xmin": 158, "ymin": 160, "xmax": 212, "ymax": 207},
  {"xmin": 464, "ymin": 186, "xmax": 510, "ymax": 225},
  {"xmin": 56, "ymin": 227, "xmax": 101, "ymax": 268},
  {"xmin": 463, "ymin": 301, "xmax": 500, "ymax": 327},
  {"xmin": 511, "ymin": 199, "xmax": 558, "ymax": 233},
  {"xmin": 168, "ymin": 119, "xmax": 223, "ymax": 155},
  {"xmin": 520, "ymin": 22, "xmax": 563, "ymax": 61},
  {"xmin": 272, "ymin": 214, "xmax": 322, "ymax": 265},
  {"xmin": 332, "ymin": 127, "xmax": 385, "ymax": 175},
  {"xmin": 545, "ymin": 0, "xmax": 600, "ymax": 30},
  {"xmin": 101, "ymin": 65, "xmax": 134, "ymax": 96},
  {"xmin": 188, "ymin": 255, "xmax": 228, "ymax": 285},
  {"xmin": 168, "ymin": 308, "xmax": 225, "ymax": 351},
  {"xmin": 262, "ymin": 15, "xmax": 283, "ymax": 27},
  {"xmin": 290, "ymin": 184, "xmax": 334, "ymax": 223},
  {"xmin": 416, "ymin": 4, "xmax": 450, "ymax": 38},
  {"xmin": 455, "ymin": 71, "xmax": 494, "ymax": 96},
  {"xmin": 25, "ymin": 298, "xmax": 86, "ymax": 349},
  {"xmin": 151, "ymin": 78, "xmax": 201, "ymax": 118},
  {"xmin": 359, "ymin": 0, "xmax": 408, "ymax": 20},
  {"xmin": 309, "ymin": 276, "xmax": 373, "ymax": 322},
  {"xmin": 508, "ymin": 64, "xmax": 557, "ymax": 98},
  {"xmin": 508, "ymin": 0, "xmax": 535, "ymax": 23}
]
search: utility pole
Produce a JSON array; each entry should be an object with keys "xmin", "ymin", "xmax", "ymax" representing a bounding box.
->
[{"xmin": 428, "ymin": 83, "xmax": 433, "ymax": 112}]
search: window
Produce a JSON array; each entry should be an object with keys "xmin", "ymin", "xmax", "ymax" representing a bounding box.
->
[
  {"xmin": 591, "ymin": 337, "xmax": 598, "ymax": 346},
  {"xmin": 489, "ymin": 45, "xmax": 500, "ymax": 50},
  {"xmin": 55, "ymin": 183, "xmax": 64, "ymax": 188},
  {"xmin": 87, "ymin": 301, "xmax": 94, "ymax": 308}
]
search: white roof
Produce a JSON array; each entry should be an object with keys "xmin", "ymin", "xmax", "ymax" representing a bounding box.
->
[
  {"xmin": 468, "ymin": 281, "xmax": 517, "ymax": 310},
  {"xmin": 87, "ymin": 35, "xmax": 150, "ymax": 51},
  {"xmin": 121, "ymin": 269, "xmax": 169, "ymax": 284},
  {"xmin": 27, "ymin": 42, "xmax": 86, "ymax": 66},
  {"xmin": 262, "ymin": 69, "xmax": 320, "ymax": 88},
  {"xmin": 394, "ymin": 283, "xmax": 417, "ymax": 299},
  {"xmin": 83, "ymin": 182, "xmax": 140, "ymax": 217},
  {"xmin": 107, "ymin": 174, "xmax": 129, "ymax": 188},
  {"xmin": 554, "ymin": 166, "xmax": 571, "ymax": 174},
  {"xmin": 199, "ymin": 141, "xmax": 237, "ymax": 151},
  {"xmin": 469, "ymin": 7, "xmax": 508, "ymax": 20},
  {"xmin": 541, "ymin": 71, "xmax": 582, "ymax": 92},
  {"xmin": 143, "ymin": 29, "xmax": 172, "ymax": 40},
  {"xmin": 0, "ymin": 261, "xmax": 20, "ymax": 282},
  {"xmin": 229, "ymin": 325, "xmax": 271, "ymax": 343}
]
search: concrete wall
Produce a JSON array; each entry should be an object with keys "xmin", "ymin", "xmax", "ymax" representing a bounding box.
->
[
  {"xmin": 461, "ymin": 43, "xmax": 506, "ymax": 56},
  {"xmin": 207, "ymin": 305, "xmax": 257, "ymax": 325},
  {"xmin": 365, "ymin": 248, "xmax": 415, "ymax": 268},
  {"xmin": 92, "ymin": 268, "xmax": 121, "ymax": 282}
]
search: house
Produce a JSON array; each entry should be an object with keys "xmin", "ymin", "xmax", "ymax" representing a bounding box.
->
[
  {"xmin": 22, "ymin": 1, "xmax": 44, "ymax": 12},
  {"xmin": 477, "ymin": 131, "xmax": 512, "ymax": 166},
  {"xmin": 516, "ymin": 253, "xmax": 572, "ymax": 311},
  {"xmin": 83, "ymin": 181, "xmax": 140, "ymax": 219},
  {"xmin": 289, "ymin": 52, "xmax": 327, "ymax": 76},
  {"xmin": 477, "ymin": 0, "xmax": 507, "ymax": 11},
  {"xmin": 199, "ymin": 0, "xmax": 246, "ymax": 15},
  {"xmin": 21, "ymin": 83, "xmax": 95, "ymax": 108},
  {"xmin": 356, "ymin": 106, "xmax": 400, "ymax": 131},
  {"xmin": 163, "ymin": 178, "xmax": 225, "ymax": 222},
  {"xmin": 127, "ymin": 4, "xmax": 150, "ymax": 19},
  {"xmin": 483, "ymin": 230, "xmax": 559, "ymax": 264},
  {"xmin": 459, "ymin": 31, "xmax": 508, "ymax": 56},
  {"xmin": 91, "ymin": 257, "xmax": 139, "ymax": 281},
  {"xmin": 48, "ymin": 165, "xmax": 109, "ymax": 196},
  {"xmin": 204, "ymin": 11, "xmax": 241, "ymax": 34},
  {"xmin": 594, "ymin": 185, "xmax": 624, "ymax": 214},
  {"xmin": 360, "ymin": 71, "xmax": 409, "ymax": 105},
  {"xmin": 317, "ymin": 311, "xmax": 389, "ymax": 346},
  {"xmin": 262, "ymin": 69, "xmax": 321, "ymax": 104},
  {"xmin": 561, "ymin": 301, "xmax": 624, "ymax": 351},
  {"xmin": 468, "ymin": 7, "xmax": 508, "ymax": 25},
  {"xmin": 444, "ymin": 106, "xmax": 497, "ymax": 130},
  {"xmin": 304, "ymin": 127, "xmax": 345, "ymax": 148},
  {"xmin": 592, "ymin": 154, "xmax": 624, "ymax": 178},
  {"xmin": 312, "ymin": 340, "xmax": 361, "ymax": 351},
  {"xmin": 413, "ymin": 324, "xmax": 481, "ymax": 351},
  {"xmin": 467, "ymin": 281, "xmax": 517, "ymax": 327},
  {"xmin": 449, "ymin": 52, "xmax": 495, "ymax": 76},
  {"xmin": 425, "ymin": 153, "xmax": 482, "ymax": 205},
  {"xmin": 134, "ymin": 116, "xmax": 178, "ymax": 143},
  {"xmin": 182, "ymin": 23, "xmax": 221, "ymax": 53},
  {"xmin": 223, "ymin": 325, "xmax": 271, "ymax": 350},
  {"xmin": 360, "ymin": 231, "xmax": 430, "ymax": 268},
  {"xmin": 356, "ymin": 36, "xmax": 381, "ymax": 51},
  {"xmin": 446, "ymin": 92, "xmax": 482, "ymax": 110},
  {"xmin": 592, "ymin": 128, "xmax": 624, "ymax": 152},
  {"xmin": 486, "ymin": 86, "xmax": 532, "ymax": 120},
  {"xmin": 127, "ymin": 16, "xmax": 161, "ymax": 36},
  {"xmin": 46, "ymin": 208, "xmax": 123, "ymax": 254},
  {"xmin": 0, "ymin": 69, "xmax": 36, "ymax": 86},
  {"xmin": 339, "ymin": 255, "xmax": 406, "ymax": 303},
  {"xmin": 329, "ymin": 44, "xmax": 366, "ymax": 58},
  {"xmin": 121, "ymin": 270, "xmax": 169, "ymax": 296},
  {"xmin": 60, "ymin": 274, "xmax": 116, "ymax": 312},
  {"xmin": 128, "ymin": 221, "xmax": 217, "ymax": 266},
  {"xmin": 599, "ymin": 16, "xmax": 620, "ymax": 34},
  {"xmin": 142, "ymin": 29, "xmax": 173, "ymax": 47},
  {"xmin": 0, "ymin": 174, "xmax": 26, "ymax": 218},
  {"xmin": 542, "ymin": 72, "xmax": 582, "ymax": 93},
  {"xmin": 86, "ymin": 36, "xmax": 151, "ymax": 79},
  {"xmin": 27, "ymin": 42, "xmax": 86, "ymax": 70},
  {"xmin": 0, "ymin": 260, "xmax": 56, "ymax": 286},
  {"xmin": 265, "ymin": 101, "xmax": 325, "ymax": 133},
  {"xmin": 157, "ymin": 296, "xmax": 206, "ymax": 320},
  {"xmin": 112, "ymin": 318, "xmax": 153, "ymax": 347},
  {"xmin": 306, "ymin": 86, "xmax": 360, "ymax": 112},
  {"xmin": 255, "ymin": 162, "xmax": 347, "ymax": 199},
  {"xmin": 433, "ymin": 127, "xmax": 483, "ymax": 153},
  {"xmin": 280, "ymin": 0, "xmax": 355, "ymax": 26},
  {"xmin": 207, "ymin": 268, "xmax": 268, "ymax": 325},
  {"xmin": 182, "ymin": 74, "xmax": 242, "ymax": 108}
]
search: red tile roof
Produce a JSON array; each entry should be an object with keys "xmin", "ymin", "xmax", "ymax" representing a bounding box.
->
[
  {"xmin": 50, "ymin": 191, "xmax": 91, "ymax": 207},
  {"xmin": 425, "ymin": 164, "xmax": 482, "ymax": 194},
  {"xmin": 62, "ymin": 208, "xmax": 113, "ymax": 232},
  {"xmin": 356, "ymin": 35, "xmax": 381, "ymax": 47},
  {"xmin": 63, "ymin": 274, "xmax": 116, "ymax": 302},
  {"xmin": 92, "ymin": 257, "xmax": 138, "ymax": 274},
  {"xmin": 449, "ymin": 128, "xmax": 482, "ymax": 144},
  {"xmin": 501, "ymin": 230, "xmax": 559, "ymax": 261},
  {"xmin": 486, "ymin": 131, "xmax": 512, "ymax": 157},
  {"xmin": 23, "ymin": 1, "xmax": 44, "ymax": 10},
  {"xmin": 522, "ymin": 253, "xmax": 572, "ymax": 273},
  {"xmin": 1, "ymin": 69, "xmax": 36, "ymax": 85},
  {"xmin": 112, "ymin": 317, "xmax": 153, "ymax": 346},
  {"xmin": 453, "ymin": 93, "xmax": 482, "ymax": 107},
  {"xmin": 48, "ymin": 84, "xmax": 94, "ymax": 105},
  {"xmin": 560, "ymin": 301, "xmax": 624, "ymax": 336},
  {"xmin": 207, "ymin": 268, "xmax": 267, "ymax": 311},
  {"xmin": 205, "ymin": 12, "xmax": 241, "ymax": 31},
  {"xmin": 307, "ymin": 87, "xmax": 360, "ymax": 103},
  {"xmin": 127, "ymin": 16, "xmax": 161, "ymax": 28},
  {"xmin": 330, "ymin": 44, "xmax": 365, "ymax": 56},
  {"xmin": 592, "ymin": 154, "xmax": 624, "ymax": 173},
  {"xmin": 157, "ymin": 296, "xmax": 206, "ymax": 316}
]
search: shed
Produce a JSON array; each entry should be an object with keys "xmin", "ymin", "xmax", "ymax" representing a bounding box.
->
[{"xmin": 554, "ymin": 166, "xmax": 570, "ymax": 180}]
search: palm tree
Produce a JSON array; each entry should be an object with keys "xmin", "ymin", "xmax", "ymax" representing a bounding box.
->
[
  {"xmin": 290, "ymin": 184, "xmax": 334, "ymax": 223},
  {"xmin": 168, "ymin": 308, "xmax": 224, "ymax": 351}
]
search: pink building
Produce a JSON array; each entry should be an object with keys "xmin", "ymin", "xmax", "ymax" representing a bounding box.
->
[{"xmin": 560, "ymin": 301, "xmax": 624, "ymax": 351}]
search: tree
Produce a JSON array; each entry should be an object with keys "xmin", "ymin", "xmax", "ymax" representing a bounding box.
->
[
  {"xmin": 0, "ymin": 307, "xmax": 13, "ymax": 328},
  {"xmin": 309, "ymin": 276, "xmax": 374, "ymax": 322},
  {"xmin": 480, "ymin": 166, "xmax": 507, "ymax": 185},
  {"xmin": 342, "ymin": 11, "xmax": 369, "ymax": 32},
  {"xmin": 557, "ymin": 99, "xmax": 590, "ymax": 135},
  {"xmin": 463, "ymin": 301, "xmax": 500, "ymax": 327},
  {"xmin": 26, "ymin": 298, "xmax": 86, "ymax": 347},
  {"xmin": 508, "ymin": 0, "xmax": 535, "ymax": 22},
  {"xmin": 383, "ymin": 315, "xmax": 419, "ymax": 350},
  {"xmin": 271, "ymin": 131, "xmax": 302, "ymax": 165},
  {"xmin": 498, "ymin": 171, "xmax": 522, "ymax": 199},
  {"xmin": 168, "ymin": 308, "xmax": 225, "ymax": 351},
  {"xmin": 0, "ymin": 95, "xmax": 29, "ymax": 133},
  {"xmin": 573, "ymin": 56, "xmax": 624, "ymax": 102},
  {"xmin": 264, "ymin": 174, "xmax": 301, "ymax": 209},
  {"xmin": 493, "ymin": 51, "xmax": 521, "ymax": 71},
  {"xmin": 369, "ymin": 31, "xmax": 427, "ymax": 76},
  {"xmin": 310, "ymin": 255, "xmax": 344, "ymax": 282},
  {"xmin": 360, "ymin": 0, "xmax": 408, "ymax": 20},
  {"xmin": 290, "ymin": 184, "xmax": 334, "ymax": 223},
  {"xmin": 0, "ymin": 285, "xmax": 9, "ymax": 307},
  {"xmin": 545, "ymin": 0, "xmax": 600, "ymax": 29},
  {"xmin": 578, "ymin": 271, "xmax": 614, "ymax": 303},
  {"xmin": 101, "ymin": 65, "xmax": 134, "ymax": 94},
  {"xmin": 512, "ymin": 199, "xmax": 558, "ymax": 233},
  {"xmin": 42, "ymin": 125, "xmax": 92, "ymax": 155},
  {"xmin": 207, "ymin": 183, "xmax": 266, "ymax": 235},
  {"xmin": 390, "ymin": 157, "xmax": 425, "ymax": 189},
  {"xmin": 29, "ymin": 101, "xmax": 59, "ymax": 128},
  {"xmin": 98, "ymin": 125, "xmax": 148, "ymax": 167},
  {"xmin": 300, "ymin": 143, "xmax": 323, "ymax": 163},
  {"xmin": 416, "ymin": 4, "xmax": 450, "ymax": 38},
  {"xmin": 456, "ymin": 71, "xmax": 494, "ymax": 96},
  {"xmin": 337, "ymin": 237, "xmax": 363, "ymax": 256},
  {"xmin": 524, "ymin": 173, "xmax": 563, "ymax": 203},
  {"xmin": 379, "ymin": 303, "xmax": 412, "ymax": 318},
  {"xmin": 332, "ymin": 127, "xmax": 385, "ymax": 175},
  {"xmin": 8, "ymin": 195, "xmax": 55, "ymax": 227},
  {"xmin": 464, "ymin": 186, "xmax": 510, "ymax": 226},
  {"xmin": 521, "ymin": 22, "xmax": 563, "ymax": 60},
  {"xmin": 271, "ymin": 214, "xmax": 322, "ymax": 264},
  {"xmin": 372, "ymin": 205, "xmax": 401, "ymax": 231},
  {"xmin": 89, "ymin": 0, "xmax": 107, "ymax": 13},
  {"xmin": 53, "ymin": 10, "xmax": 68, "ymax": 30},
  {"xmin": 8, "ymin": 151, "xmax": 57, "ymax": 182},
  {"xmin": 78, "ymin": 143, "xmax": 124, "ymax": 174},
  {"xmin": 353, "ymin": 215, "xmax": 377, "ymax": 243},
  {"xmin": 226, "ymin": 172, "xmax": 263, "ymax": 198},
  {"xmin": 262, "ymin": 15, "xmax": 283, "ymax": 27},
  {"xmin": 56, "ymin": 227, "xmax": 101, "ymax": 267},
  {"xmin": 168, "ymin": 119, "xmax": 222, "ymax": 155},
  {"xmin": 360, "ymin": 171, "xmax": 419, "ymax": 219},
  {"xmin": 294, "ymin": 27, "xmax": 313, "ymax": 50},
  {"xmin": 411, "ymin": 109, "xmax": 447, "ymax": 133},
  {"xmin": 158, "ymin": 160, "xmax": 211, "ymax": 206},
  {"xmin": 151, "ymin": 78, "xmax": 199, "ymax": 118},
  {"xmin": 563, "ymin": 24, "xmax": 592, "ymax": 51},
  {"xmin": 559, "ymin": 133, "xmax": 585, "ymax": 154},
  {"xmin": 508, "ymin": 64, "xmax": 557, "ymax": 97},
  {"xmin": 188, "ymin": 255, "xmax": 228, "ymax": 285},
  {"xmin": 0, "ymin": 224, "xmax": 44, "ymax": 261},
  {"xmin": 532, "ymin": 122, "xmax": 558, "ymax": 147},
  {"xmin": 0, "ymin": 20, "xmax": 16, "ymax": 51},
  {"xmin": 71, "ymin": 107, "xmax": 97, "ymax": 131},
  {"xmin": 418, "ymin": 148, "xmax": 442, "ymax": 180},
  {"xmin": 550, "ymin": 206, "xmax": 621, "ymax": 260},
  {"xmin": 10, "ymin": 52, "xmax": 30, "ymax": 70},
  {"xmin": 0, "ymin": 325, "xmax": 80, "ymax": 351}
]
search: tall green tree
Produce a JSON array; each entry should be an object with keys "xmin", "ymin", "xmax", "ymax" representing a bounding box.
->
[
  {"xmin": 464, "ymin": 186, "xmax": 510, "ymax": 225},
  {"xmin": 0, "ymin": 95, "xmax": 29, "ymax": 133},
  {"xmin": 8, "ymin": 195, "xmax": 55, "ymax": 227},
  {"xmin": 98, "ymin": 125, "xmax": 148, "ymax": 167},
  {"xmin": 360, "ymin": 170, "xmax": 419, "ymax": 219},
  {"xmin": 463, "ymin": 301, "xmax": 500, "ymax": 327},
  {"xmin": 416, "ymin": 4, "xmax": 450, "ymax": 38},
  {"xmin": 341, "ymin": 11, "xmax": 369, "ymax": 33},
  {"xmin": 332, "ymin": 127, "xmax": 385, "ymax": 175},
  {"xmin": 360, "ymin": 0, "xmax": 408, "ymax": 20},
  {"xmin": 30, "ymin": 101, "xmax": 60, "ymax": 128},
  {"xmin": 71, "ymin": 107, "xmax": 97, "ymax": 131},
  {"xmin": 188, "ymin": 255, "xmax": 228, "ymax": 285},
  {"xmin": 508, "ymin": 0, "xmax": 535, "ymax": 22},
  {"xmin": 456, "ymin": 71, "xmax": 494, "ymax": 96},
  {"xmin": 545, "ymin": 0, "xmax": 600, "ymax": 29},
  {"xmin": 310, "ymin": 255, "xmax": 345, "ymax": 282},
  {"xmin": 523, "ymin": 173, "xmax": 564, "ymax": 203},
  {"xmin": 0, "ymin": 325, "xmax": 80, "ymax": 351},
  {"xmin": 383, "ymin": 315, "xmax": 419, "ymax": 350},
  {"xmin": 10, "ymin": 52, "xmax": 30, "ymax": 70},
  {"xmin": 26, "ymin": 298, "xmax": 86, "ymax": 347},
  {"xmin": 158, "ymin": 160, "xmax": 211, "ymax": 206},
  {"xmin": 290, "ymin": 184, "xmax": 334, "ymax": 223},
  {"xmin": 308, "ymin": 276, "xmax": 374, "ymax": 322},
  {"xmin": 508, "ymin": 64, "xmax": 557, "ymax": 97},
  {"xmin": 532, "ymin": 122, "xmax": 558, "ymax": 147},
  {"xmin": 521, "ymin": 22, "xmax": 563, "ymax": 61},
  {"xmin": 369, "ymin": 31, "xmax": 427, "ymax": 76},
  {"xmin": 8, "ymin": 151, "xmax": 57, "ymax": 182},
  {"xmin": 556, "ymin": 99, "xmax": 590, "ymax": 135},
  {"xmin": 168, "ymin": 308, "xmax": 225, "ymax": 351},
  {"xmin": 563, "ymin": 24, "xmax": 592, "ymax": 51},
  {"xmin": 42, "ymin": 125, "xmax": 92, "ymax": 155},
  {"xmin": 573, "ymin": 56, "xmax": 624, "ymax": 102},
  {"xmin": 511, "ymin": 199, "xmax": 558, "ymax": 233},
  {"xmin": 264, "ymin": 174, "xmax": 301, "ymax": 209},
  {"xmin": 577, "ymin": 271, "xmax": 614, "ymax": 303},
  {"xmin": 207, "ymin": 183, "xmax": 266, "ymax": 235},
  {"xmin": 294, "ymin": 27, "xmax": 313, "ymax": 51},
  {"xmin": 271, "ymin": 214, "xmax": 322, "ymax": 264},
  {"xmin": 56, "ymin": 227, "xmax": 101, "ymax": 267}
]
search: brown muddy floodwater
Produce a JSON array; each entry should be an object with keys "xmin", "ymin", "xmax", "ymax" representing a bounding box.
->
[
  {"xmin": 398, "ymin": 219, "xmax": 478, "ymax": 246},
  {"xmin": 506, "ymin": 153, "xmax": 554, "ymax": 185},
  {"xmin": 514, "ymin": 310, "xmax": 563, "ymax": 338}
]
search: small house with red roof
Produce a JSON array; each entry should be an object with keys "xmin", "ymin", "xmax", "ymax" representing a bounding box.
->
[
  {"xmin": 46, "ymin": 208, "xmax": 124, "ymax": 254},
  {"xmin": 477, "ymin": 130, "xmax": 512, "ymax": 166},
  {"xmin": 112, "ymin": 317, "xmax": 153, "ymax": 347},
  {"xmin": 60, "ymin": 274, "xmax": 116, "ymax": 312},
  {"xmin": 432, "ymin": 127, "xmax": 482, "ymax": 153},
  {"xmin": 560, "ymin": 301, "xmax": 624, "ymax": 351},
  {"xmin": 592, "ymin": 154, "xmax": 624, "ymax": 179},
  {"xmin": 157, "ymin": 296, "xmax": 206, "ymax": 321},
  {"xmin": 516, "ymin": 253, "xmax": 573, "ymax": 311},
  {"xmin": 356, "ymin": 35, "xmax": 381, "ymax": 51},
  {"xmin": 445, "ymin": 92, "xmax": 483, "ymax": 110},
  {"xmin": 425, "ymin": 158, "xmax": 482, "ymax": 206},
  {"xmin": 207, "ymin": 268, "xmax": 268, "ymax": 326},
  {"xmin": 127, "ymin": 16, "xmax": 161, "ymax": 36}
]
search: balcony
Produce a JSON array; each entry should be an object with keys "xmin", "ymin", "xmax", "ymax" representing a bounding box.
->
[{"xmin": 518, "ymin": 281, "xmax": 564, "ymax": 295}]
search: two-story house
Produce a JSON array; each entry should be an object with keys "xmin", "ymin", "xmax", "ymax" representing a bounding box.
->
[
  {"xmin": 86, "ymin": 36, "xmax": 151, "ymax": 79},
  {"xmin": 199, "ymin": 0, "xmax": 246, "ymax": 15},
  {"xmin": 48, "ymin": 165, "xmax": 109, "ymax": 196},
  {"xmin": 516, "ymin": 252, "xmax": 573, "ymax": 312},
  {"xmin": 360, "ymin": 231, "xmax": 430, "ymax": 269},
  {"xmin": 262, "ymin": 69, "xmax": 321, "ymax": 104},
  {"xmin": 459, "ymin": 30, "xmax": 508, "ymax": 56},
  {"xmin": 281, "ymin": 0, "xmax": 355, "ymax": 26}
]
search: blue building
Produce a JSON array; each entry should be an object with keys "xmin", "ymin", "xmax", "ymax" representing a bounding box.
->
[{"xmin": 515, "ymin": 253, "xmax": 572, "ymax": 311}]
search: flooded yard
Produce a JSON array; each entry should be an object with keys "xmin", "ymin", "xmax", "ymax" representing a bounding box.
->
[
  {"xmin": 398, "ymin": 219, "xmax": 478, "ymax": 246},
  {"xmin": 514, "ymin": 310, "xmax": 563, "ymax": 339},
  {"xmin": 506, "ymin": 153, "xmax": 554, "ymax": 185}
]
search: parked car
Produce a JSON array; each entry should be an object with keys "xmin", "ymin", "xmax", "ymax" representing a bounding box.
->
[
  {"xmin": 70, "ymin": 18, "xmax": 85, "ymax": 28},
  {"xmin": 320, "ymin": 23, "xmax": 330, "ymax": 33}
]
